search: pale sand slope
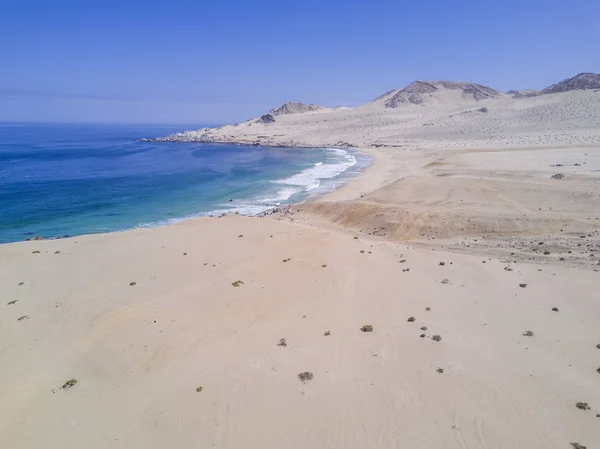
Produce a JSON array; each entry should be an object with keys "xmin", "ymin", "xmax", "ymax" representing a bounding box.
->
[
  {"xmin": 1, "ymin": 215, "xmax": 600, "ymax": 449},
  {"xmin": 301, "ymin": 145, "xmax": 600, "ymax": 253},
  {"xmin": 162, "ymin": 89, "xmax": 600, "ymax": 150}
]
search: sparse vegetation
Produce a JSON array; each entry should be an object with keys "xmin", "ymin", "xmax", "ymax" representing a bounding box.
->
[
  {"xmin": 420, "ymin": 326, "xmax": 427, "ymax": 331},
  {"xmin": 432, "ymin": 335, "xmax": 442, "ymax": 342},
  {"xmin": 278, "ymin": 338, "xmax": 287, "ymax": 347},
  {"xmin": 425, "ymin": 307, "xmax": 431, "ymax": 311},
  {"xmin": 570, "ymin": 443, "xmax": 587, "ymax": 449},
  {"xmin": 54, "ymin": 251, "xmax": 60, "ymax": 254},
  {"xmin": 576, "ymin": 402, "xmax": 590, "ymax": 411},
  {"xmin": 18, "ymin": 282, "xmax": 24, "ymax": 286},
  {"xmin": 62, "ymin": 379, "xmax": 78, "ymax": 390},
  {"xmin": 129, "ymin": 281, "xmax": 137, "ymax": 286},
  {"xmin": 360, "ymin": 324, "xmax": 373, "ymax": 332},
  {"xmin": 360, "ymin": 250, "xmax": 365, "ymax": 253},
  {"xmin": 324, "ymin": 330, "xmax": 331, "ymax": 336},
  {"xmin": 231, "ymin": 280, "xmax": 244, "ymax": 287},
  {"xmin": 407, "ymin": 316, "xmax": 415, "ymax": 322},
  {"xmin": 32, "ymin": 250, "xmax": 40, "ymax": 254},
  {"xmin": 436, "ymin": 368, "xmax": 444, "ymax": 373},
  {"xmin": 298, "ymin": 371, "xmax": 314, "ymax": 382},
  {"xmin": 322, "ymin": 264, "xmax": 327, "ymax": 268},
  {"xmin": 353, "ymin": 237, "xmax": 358, "ymax": 240},
  {"xmin": 196, "ymin": 386, "xmax": 203, "ymax": 392},
  {"xmin": 420, "ymin": 334, "xmax": 426, "ymax": 338},
  {"xmin": 18, "ymin": 315, "xmax": 29, "ymax": 321},
  {"xmin": 7, "ymin": 300, "xmax": 18, "ymax": 305},
  {"xmin": 523, "ymin": 330, "xmax": 534, "ymax": 337},
  {"xmin": 441, "ymin": 279, "xmax": 449, "ymax": 284}
]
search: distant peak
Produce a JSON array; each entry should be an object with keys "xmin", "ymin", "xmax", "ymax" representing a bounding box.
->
[
  {"xmin": 380, "ymin": 80, "xmax": 499, "ymax": 107},
  {"xmin": 541, "ymin": 72, "xmax": 600, "ymax": 94},
  {"xmin": 268, "ymin": 101, "xmax": 323, "ymax": 116}
]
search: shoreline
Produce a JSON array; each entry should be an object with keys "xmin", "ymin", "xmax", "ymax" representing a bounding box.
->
[{"xmin": 0, "ymin": 145, "xmax": 370, "ymax": 246}]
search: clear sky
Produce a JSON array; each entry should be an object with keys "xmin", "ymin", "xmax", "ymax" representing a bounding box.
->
[{"xmin": 2, "ymin": 0, "xmax": 599, "ymax": 125}]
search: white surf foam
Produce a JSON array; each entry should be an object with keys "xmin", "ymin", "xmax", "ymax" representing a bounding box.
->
[
  {"xmin": 272, "ymin": 148, "xmax": 357, "ymax": 190},
  {"xmin": 137, "ymin": 148, "xmax": 364, "ymax": 225}
]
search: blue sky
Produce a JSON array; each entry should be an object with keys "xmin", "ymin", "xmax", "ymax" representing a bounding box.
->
[{"xmin": 1, "ymin": 0, "xmax": 599, "ymax": 125}]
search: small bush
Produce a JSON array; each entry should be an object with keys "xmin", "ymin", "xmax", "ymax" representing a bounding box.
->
[
  {"xmin": 431, "ymin": 335, "xmax": 442, "ymax": 342},
  {"xmin": 571, "ymin": 443, "xmax": 587, "ymax": 449},
  {"xmin": 298, "ymin": 372, "xmax": 314, "ymax": 382},
  {"xmin": 32, "ymin": 251, "xmax": 40, "ymax": 254},
  {"xmin": 17, "ymin": 315, "xmax": 29, "ymax": 321},
  {"xmin": 360, "ymin": 324, "xmax": 373, "ymax": 332},
  {"xmin": 7, "ymin": 300, "xmax": 17, "ymax": 305},
  {"xmin": 519, "ymin": 283, "xmax": 527, "ymax": 288},
  {"xmin": 523, "ymin": 330, "xmax": 534, "ymax": 337},
  {"xmin": 231, "ymin": 280, "xmax": 244, "ymax": 287},
  {"xmin": 62, "ymin": 379, "xmax": 78, "ymax": 390},
  {"xmin": 196, "ymin": 386, "xmax": 203, "ymax": 392},
  {"xmin": 441, "ymin": 279, "xmax": 449, "ymax": 284},
  {"xmin": 436, "ymin": 368, "xmax": 444, "ymax": 373},
  {"xmin": 277, "ymin": 338, "xmax": 287, "ymax": 347},
  {"xmin": 576, "ymin": 402, "xmax": 590, "ymax": 411},
  {"xmin": 420, "ymin": 326, "xmax": 427, "ymax": 331},
  {"xmin": 420, "ymin": 334, "xmax": 426, "ymax": 338},
  {"xmin": 552, "ymin": 307, "xmax": 559, "ymax": 312},
  {"xmin": 129, "ymin": 281, "xmax": 137, "ymax": 286},
  {"xmin": 407, "ymin": 316, "xmax": 415, "ymax": 322},
  {"xmin": 324, "ymin": 330, "xmax": 331, "ymax": 336}
]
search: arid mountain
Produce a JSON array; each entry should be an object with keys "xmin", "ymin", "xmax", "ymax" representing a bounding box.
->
[
  {"xmin": 268, "ymin": 101, "xmax": 323, "ymax": 116},
  {"xmin": 380, "ymin": 80, "xmax": 499, "ymax": 107},
  {"xmin": 541, "ymin": 72, "xmax": 600, "ymax": 94},
  {"xmin": 149, "ymin": 72, "xmax": 600, "ymax": 149}
]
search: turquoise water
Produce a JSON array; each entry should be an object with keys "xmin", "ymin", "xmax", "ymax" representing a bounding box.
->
[{"xmin": 0, "ymin": 123, "xmax": 369, "ymax": 243}]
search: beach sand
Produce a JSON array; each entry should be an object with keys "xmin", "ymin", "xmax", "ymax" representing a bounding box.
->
[{"xmin": 2, "ymin": 89, "xmax": 600, "ymax": 448}]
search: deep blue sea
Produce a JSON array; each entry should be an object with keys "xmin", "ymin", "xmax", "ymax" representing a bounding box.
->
[{"xmin": 0, "ymin": 123, "xmax": 369, "ymax": 244}]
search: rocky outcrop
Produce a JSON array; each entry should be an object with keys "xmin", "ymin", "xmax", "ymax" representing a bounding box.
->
[
  {"xmin": 541, "ymin": 73, "xmax": 600, "ymax": 94},
  {"xmin": 507, "ymin": 89, "xmax": 539, "ymax": 98},
  {"xmin": 268, "ymin": 102, "xmax": 323, "ymax": 116},
  {"xmin": 383, "ymin": 81, "xmax": 499, "ymax": 107},
  {"xmin": 257, "ymin": 114, "xmax": 276, "ymax": 124}
]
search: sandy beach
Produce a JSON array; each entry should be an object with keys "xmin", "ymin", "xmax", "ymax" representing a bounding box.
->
[{"xmin": 2, "ymin": 83, "xmax": 600, "ymax": 448}]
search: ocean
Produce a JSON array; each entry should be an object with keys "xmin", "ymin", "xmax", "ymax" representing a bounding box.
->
[{"xmin": 0, "ymin": 123, "xmax": 369, "ymax": 244}]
